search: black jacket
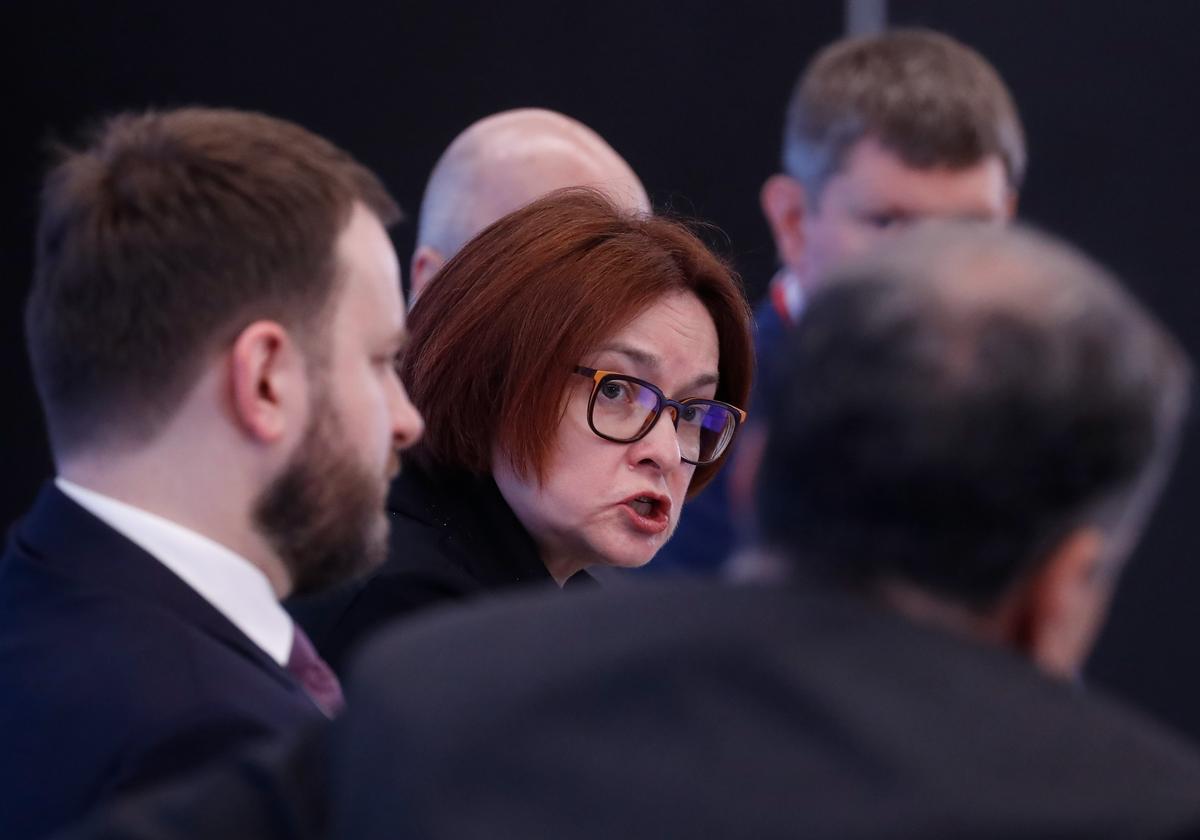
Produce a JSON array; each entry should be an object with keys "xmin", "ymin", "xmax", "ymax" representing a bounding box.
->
[
  {"xmin": 290, "ymin": 461, "xmax": 591, "ymax": 674},
  {"xmin": 0, "ymin": 485, "xmax": 323, "ymax": 840},
  {"xmin": 336, "ymin": 578, "xmax": 1200, "ymax": 839}
]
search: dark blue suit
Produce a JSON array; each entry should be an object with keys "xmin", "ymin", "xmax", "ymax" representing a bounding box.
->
[{"xmin": 0, "ymin": 485, "xmax": 323, "ymax": 839}]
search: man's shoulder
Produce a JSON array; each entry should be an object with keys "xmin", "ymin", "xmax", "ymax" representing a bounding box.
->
[
  {"xmin": 344, "ymin": 580, "xmax": 1200, "ymax": 837},
  {"xmin": 348, "ymin": 581, "xmax": 846, "ymax": 721},
  {"xmin": 0, "ymin": 543, "xmax": 319, "ymax": 839},
  {"xmin": 0, "ymin": 486, "xmax": 317, "ymax": 746},
  {"xmin": 0, "ymin": 557, "xmax": 309, "ymax": 723}
]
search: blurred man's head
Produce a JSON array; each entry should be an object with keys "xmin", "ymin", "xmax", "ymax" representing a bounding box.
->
[
  {"xmin": 410, "ymin": 108, "xmax": 650, "ymax": 301},
  {"xmin": 761, "ymin": 29, "xmax": 1025, "ymax": 293},
  {"xmin": 27, "ymin": 107, "xmax": 424, "ymax": 596},
  {"xmin": 757, "ymin": 223, "xmax": 1189, "ymax": 678}
]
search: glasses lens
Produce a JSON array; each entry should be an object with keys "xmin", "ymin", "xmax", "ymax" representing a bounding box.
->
[
  {"xmin": 676, "ymin": 402, "xmax": 737, "ymax": 464},
  {"xmin": 591, "ymin": 376, "xmax": 660, "ymax": 441}
]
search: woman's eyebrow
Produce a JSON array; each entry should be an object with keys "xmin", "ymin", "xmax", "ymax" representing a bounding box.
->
[
  {"xmin": 597, "ymin": 343, "xmax": 660, "ymax": 371},
  {"xmin": 680, "ymin": 372, "xmax": 720, "ymax": 394},
  {"xmin": 598, "ymin": 343, "xmax": 719, "ymax": 395}
]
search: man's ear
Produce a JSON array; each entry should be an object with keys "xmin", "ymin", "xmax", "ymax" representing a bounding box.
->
[
  {"xmin": 1004, "ymin": 188, "xmax": 1020, "ymax": 221},
  {"xmin": 1009, "ymin": 527, "xmax": 1113, "ymax": 679},
  {"xmin": 228, "ymin": 320, "xmax": 307, "ymax": 444},
  {"xmin": 409, "ymin": 245, "xmax": 446, "ymax": 306},
  {"xmin": 760, "ymin": 174, "xmax": 809, "ymax": 273}
]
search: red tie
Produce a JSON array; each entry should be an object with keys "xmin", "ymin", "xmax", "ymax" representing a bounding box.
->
[{"xmin": 286, "ymin": 625, "xmax": 345, "ymax": 718}]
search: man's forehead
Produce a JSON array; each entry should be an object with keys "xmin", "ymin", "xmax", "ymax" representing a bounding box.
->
[
  {"xmin": 337, "ymin": 204, "xmax": 399, "ymax": 272},
  {"xmin": 834, "ymin": 138, "xmax": 1011, "ymax": 216},
  {"xmin": 334, "ymin": 204, "xmax": 404, "ymax": 321}
]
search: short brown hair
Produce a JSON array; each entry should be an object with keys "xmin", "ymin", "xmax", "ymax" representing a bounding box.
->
[
  {"xmin": 27, "ymin": 107, "xmax": 399, "ymax": 458},
  {"xmin": 783, "ymin": 29, "xmax": 1026, "ymax": 199},
  {"xmin": 403, "ymin": 189, "xmax": 753, "ymax": 496}
]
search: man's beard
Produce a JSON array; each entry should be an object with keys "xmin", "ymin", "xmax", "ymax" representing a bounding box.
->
[{"xmin": 253, "ymin": 394, "xmax": 393, "ymax": 598}]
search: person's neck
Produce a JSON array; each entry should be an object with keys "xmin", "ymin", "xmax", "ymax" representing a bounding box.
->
[
  {"xmin": 59, "ymin": 448, "xmax": 292, "ymax": 598},
  {"xmin": 540, "ymin": 550, "xmax": 589, "ymax": 587},
  {"xmin": 874, "ymin": 578, "xmax": 1016, "ymax": 650}
]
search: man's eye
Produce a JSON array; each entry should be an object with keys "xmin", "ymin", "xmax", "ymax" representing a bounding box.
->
[{"xmin": 370, "ymin": 354, "xmax": 402, "ymax": 375}]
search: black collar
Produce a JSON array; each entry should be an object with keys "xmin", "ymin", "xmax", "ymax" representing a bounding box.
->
[{"xmin": 388, "ymin": 461, "xmax": 595, "ymax": 591}]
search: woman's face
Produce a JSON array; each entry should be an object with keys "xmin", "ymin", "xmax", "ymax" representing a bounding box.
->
[{"xmin": 493, "ymin": 290, "xmax": 721, "ymax": 583}]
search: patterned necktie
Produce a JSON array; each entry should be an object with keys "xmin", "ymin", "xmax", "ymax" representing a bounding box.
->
[{"xmin": 286, "ymin": 624, "xmax": 345, "ymax": 718}]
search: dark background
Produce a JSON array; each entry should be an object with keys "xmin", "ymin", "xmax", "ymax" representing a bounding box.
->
[{"xmin": 6, "ymin": 1, "xmax": 1200, "ymax": 742}]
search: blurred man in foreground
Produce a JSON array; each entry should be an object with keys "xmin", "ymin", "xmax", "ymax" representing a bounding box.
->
[{"xmin": 335, "ymin": 222, "xmax": 1200, "ymax": 838}]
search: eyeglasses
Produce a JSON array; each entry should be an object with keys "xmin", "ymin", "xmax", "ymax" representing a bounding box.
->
[{"xmin": 574, "ymin": 366, "xmax": 747, "ymax": 466}]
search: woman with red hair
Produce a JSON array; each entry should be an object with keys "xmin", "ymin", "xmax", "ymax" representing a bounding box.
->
[{"xmin": 297, "ymin": 189, "xmax": 753, "ymax": 670}]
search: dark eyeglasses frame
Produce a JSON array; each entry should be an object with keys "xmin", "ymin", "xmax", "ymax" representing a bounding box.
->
[{"xmin": 573, "ymin": 366, "xmax": 748, "ymax": 466}]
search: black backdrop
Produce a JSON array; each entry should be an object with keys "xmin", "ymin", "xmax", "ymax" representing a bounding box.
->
[
  {"xmin": 6, "ymin": 1, "xmax": 1200, "ymax": 742},
  {"xmin": 889, "ymin": 0, "xmax": 1200, "ymax": 746}
]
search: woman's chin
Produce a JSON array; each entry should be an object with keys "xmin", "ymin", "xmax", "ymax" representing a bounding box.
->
[
  {"xmin": 592, "ymin": 534, "xmax": 668, "ymax": 570},
  {"xmin": 603, "ymin": 553, "xmax": 656, "ymax": 570}
]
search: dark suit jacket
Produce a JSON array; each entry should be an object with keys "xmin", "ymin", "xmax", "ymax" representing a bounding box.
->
[
  {"xmin": 335, "ymin": 579, "xmax": 1200, "ymax": 839},
  {"xmin": 289, "ymin": 461, "xmax": 592, "ymax": 674},
  {"xmin": 0, "ymin": 485, "xmax": 324, "ymax": 839},
  {"xmin": 55, "ymin": 724, "xmax": 329, "ymax": 840}
]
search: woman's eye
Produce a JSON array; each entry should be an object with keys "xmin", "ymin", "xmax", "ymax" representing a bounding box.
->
[{"xmin": 600, "ymin": 382, "xmax": 624, "ymax": 400}]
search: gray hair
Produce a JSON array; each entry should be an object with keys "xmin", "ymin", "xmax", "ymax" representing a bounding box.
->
[{"xmin": 758, "ymin": 221, "xmax": 1189, "ymax": 607}]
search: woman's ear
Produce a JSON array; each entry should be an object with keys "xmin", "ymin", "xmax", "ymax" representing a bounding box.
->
[{"xmin": 227, "ymin": 320, "xmax": 307, "ymax": 444}]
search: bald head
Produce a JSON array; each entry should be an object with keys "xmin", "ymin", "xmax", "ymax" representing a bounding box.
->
[{"xmin": 411, "ymin": 108, "xmax": 650, "ymax": 300}]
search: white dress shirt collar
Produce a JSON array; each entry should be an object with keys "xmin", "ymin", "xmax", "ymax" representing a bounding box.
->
[
  {"xmin": 55, "ymin": 477, "xmax": 293, "ymax": 665},
  {"xmin": 769, "ymin": 268, "xmax": 807, "ymax": 326}
]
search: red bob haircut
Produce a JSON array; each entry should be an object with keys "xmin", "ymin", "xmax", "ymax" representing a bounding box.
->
[{"xmin": 402, "ymin": 188, "xmax": 753, "ymax": 496}]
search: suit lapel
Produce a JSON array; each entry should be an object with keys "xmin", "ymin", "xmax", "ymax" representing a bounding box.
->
[{"xmin": 14, "ymin": 484, "xmax": 300, "ymax": 694}]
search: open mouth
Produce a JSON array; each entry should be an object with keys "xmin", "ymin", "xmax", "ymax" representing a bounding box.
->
[
  {"xmin": 621, "ymin": 493, "xmax": 670, "ymax": 534},
  {"xmin": 629, "ymin": 496, "xmax": 657, "ymax": 517}
]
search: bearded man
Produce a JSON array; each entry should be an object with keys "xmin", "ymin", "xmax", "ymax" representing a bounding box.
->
[{"xmin": 0, "ymin": 107, "xmax": 423, "ymax": 839}]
